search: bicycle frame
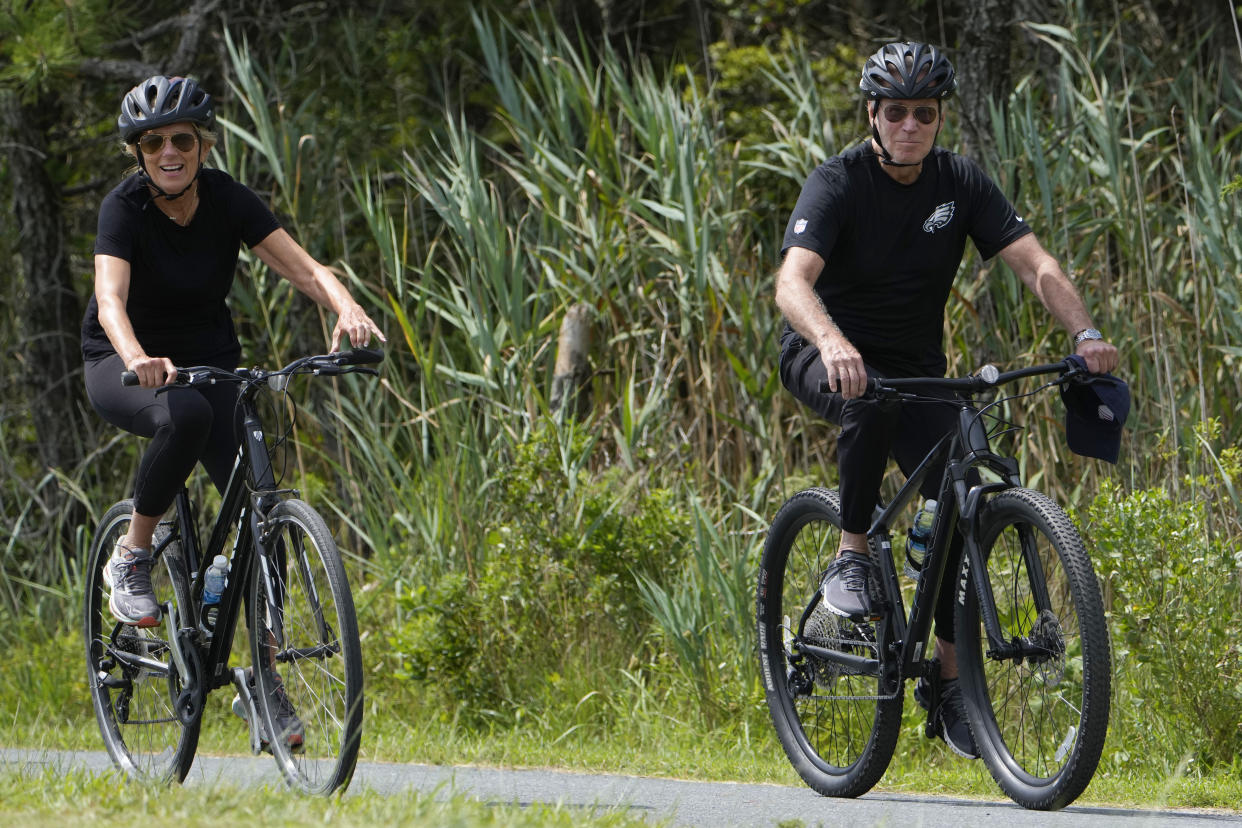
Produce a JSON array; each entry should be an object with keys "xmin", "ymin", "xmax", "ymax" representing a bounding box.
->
[
  {"xmin": 796, "ymin": 393, "xmax": 1037, "ymax": 689},
  {"xmin": 156, "ymin": 380, "xmax": 286, "ymax": 709}
]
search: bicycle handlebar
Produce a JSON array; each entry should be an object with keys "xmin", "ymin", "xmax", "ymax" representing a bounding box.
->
[
  {"xmin": 816, "ymin": 358, "xmax": 1083, "ymax": 398},
  {"xmin": 120, "ymin": 347, "xmax": 386, "ymax": 388}
]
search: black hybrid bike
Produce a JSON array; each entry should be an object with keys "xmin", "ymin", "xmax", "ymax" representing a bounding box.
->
[
  {"xmin": 84, "ymin": 348, "xmax": 382, "ymax": 794},
  {"xmin": 757, "ymin": 359, "xmax": 1111, "ymax": 810}
]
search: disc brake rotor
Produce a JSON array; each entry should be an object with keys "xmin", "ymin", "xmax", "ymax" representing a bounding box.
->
[{"xmin": 1027, "ymin": 608, "xmax": 1066, "ymax": 686}]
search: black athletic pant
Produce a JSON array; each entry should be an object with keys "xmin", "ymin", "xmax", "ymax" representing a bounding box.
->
[
  {"xmin": 780, "ymin": 334, "xmax": 965, "ymax": 642},
  {"xmin": 84, "ymin": 353, "xmax": 241, "ymax": 517}
]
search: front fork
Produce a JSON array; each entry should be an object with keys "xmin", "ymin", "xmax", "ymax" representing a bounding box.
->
[{"xmin": 251, "ymin": 494, "xmax": 287, "ymax": 663}]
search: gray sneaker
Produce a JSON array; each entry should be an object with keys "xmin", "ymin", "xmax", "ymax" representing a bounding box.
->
[
  {"xmin": 819, "ymin": 550, "xmax": 875, "ymax": 619},
  {"xmin": 102, "ymin": 542, "xmax": 162, "ymax": 628},
  {"xmin": 232, "ymin": 669, "xmax": 305, "ymax": 753}
]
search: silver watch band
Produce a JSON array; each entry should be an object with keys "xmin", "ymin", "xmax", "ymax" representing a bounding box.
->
[{"xmin": 1074, "ymin": 327, "xmax": 1103, "ymax": 345}]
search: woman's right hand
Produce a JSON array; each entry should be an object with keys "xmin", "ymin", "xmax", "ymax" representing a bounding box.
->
[{"xmin": 126, "ymin": 355, "xmax": 178, "ymax": 388}]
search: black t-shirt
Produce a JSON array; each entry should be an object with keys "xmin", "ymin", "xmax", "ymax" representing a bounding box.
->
[
  {"xmin": 780, "ymin": 142, "xmax": 1031, "ymax": 377},
  {"xmin": 81, "ymin": 168, "xmax": 282, "ymax": 365}
]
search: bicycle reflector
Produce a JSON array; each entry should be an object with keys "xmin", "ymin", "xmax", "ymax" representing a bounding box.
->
[{"xmin": 1060, "ymin": 354, "xmax": 1130, "ymax": 463}]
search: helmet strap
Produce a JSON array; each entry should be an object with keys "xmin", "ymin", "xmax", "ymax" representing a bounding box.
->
[
  {"xmin": 136, "ymin": 149, "xmax": 203, "ymax": 202},
  {"xmin": 871, "ymin": 123, "xmax": 923, "ymax": 168}
]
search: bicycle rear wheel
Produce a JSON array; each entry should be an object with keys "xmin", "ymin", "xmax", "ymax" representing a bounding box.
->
[
  {"xmin": 757, "ymin": 488, "xmax": 902, "ymax": 798},
  {"xmin": 956, "ymin": 488, "xmax": 1111, "ymax": 810},
  {"xmin": 248, "ymin": 498, "xmax": 362, "ymax": 795},
  {"xmin": 84, "ymin": 500, "xmax": 200, "ymax": 783}
]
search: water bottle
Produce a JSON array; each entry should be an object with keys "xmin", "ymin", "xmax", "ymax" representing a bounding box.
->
[
  {"xmin": 905, "ymin": 499, "xmax": 938, "ymax": 577},
  {"xmin": 201, "ymin": 554, "xmax": 229, "ymax": 631}
]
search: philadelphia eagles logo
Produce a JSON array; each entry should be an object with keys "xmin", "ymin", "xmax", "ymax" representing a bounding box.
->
[{"xmin": 922, "ymin": 201, "xmax": 955, "ymax": 233}]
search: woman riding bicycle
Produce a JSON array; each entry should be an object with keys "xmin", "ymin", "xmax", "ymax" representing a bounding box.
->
[{"xmin": 81, "ymin": 75, "xmax": 384, "ymax": 741}]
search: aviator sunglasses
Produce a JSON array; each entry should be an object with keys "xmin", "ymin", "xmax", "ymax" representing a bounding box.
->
[
  {"xmin": 137, "ymin": 131, "xmax": 198, "ymax": 155},
  {"xmin": 880, "ymin": 104, "xmax": 939, "ymax": 125}
]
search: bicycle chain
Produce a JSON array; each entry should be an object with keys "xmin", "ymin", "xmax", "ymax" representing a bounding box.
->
[{"xmin": 800, "ymin": 690, "xmax": 903, "ymax": 702}]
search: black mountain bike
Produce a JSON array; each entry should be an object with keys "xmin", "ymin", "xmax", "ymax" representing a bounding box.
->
[
  {"xmin": 757, "ymin": 359, "xmax": 1111, "ymax": 810},
  {"xmin": 84, "ymin": 348, "xmax": 383, "ymax": 795}
]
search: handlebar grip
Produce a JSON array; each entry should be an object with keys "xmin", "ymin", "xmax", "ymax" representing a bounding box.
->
[
  {"xmin": 333, "ymin": 347, "xmax": 385, "ymax": 366},
  {"xmin": 121, "ymin": 371, "xmax": 139, "ymax": 387},
  {"xmin": 816, "ymin": 377, "xmax": 879, "ymax": 396}
]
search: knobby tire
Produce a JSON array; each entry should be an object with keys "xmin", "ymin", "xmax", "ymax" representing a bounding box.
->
[
  {"xmin": 757, "ymin": 488, "xmax": 902, "ymax": 798},
  {"xmin": 956, "ymin": 488, "xmax": 1110, "ymax": 810}
]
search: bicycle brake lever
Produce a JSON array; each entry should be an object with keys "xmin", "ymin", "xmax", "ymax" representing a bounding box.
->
[
  {"xmin": 1054, "ymin": 367, "xmax": 1088, "ymax": 386},
  {"xmin": 153, "ymin": 373, "xmax": 194, "ymax": 396}
]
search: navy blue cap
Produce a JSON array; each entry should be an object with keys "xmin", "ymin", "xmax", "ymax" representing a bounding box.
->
[{"xmin": 1060, "ymin": 354, "xmax": 1130, "ymax": 463}]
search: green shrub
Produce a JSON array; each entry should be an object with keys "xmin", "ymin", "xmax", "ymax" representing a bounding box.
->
[
  {"xmin": 1084, "ymin": 438, "xmax": 1242, "ymax": 770},
  {"xmin": 386, "ymin": 423, "xmax": 693, "ymax": 724}
]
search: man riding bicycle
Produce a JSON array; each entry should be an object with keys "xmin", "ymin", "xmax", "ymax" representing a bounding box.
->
[
  {"xmin": 774, "ymin": 42, "xmax": 1119, "ymax": 759},
  {"xmin": 82, "ymin": 75, "xmax": 384, "ymax": 749}
]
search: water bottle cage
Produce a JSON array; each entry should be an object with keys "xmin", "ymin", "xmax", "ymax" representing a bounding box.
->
[{"xmin": 200, "ymin": 603, "xmax": 219, "ymax": 633}]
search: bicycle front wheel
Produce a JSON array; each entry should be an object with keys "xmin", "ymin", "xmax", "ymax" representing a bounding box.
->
[
  {"xmin": 956, "ymin": 488, "xmax": 1111, "ymax": 810},
  {"xmin": 84, "ymin": 500, "xmax": 200, "ymax": 783},
  {"xmin": 757, "ymin": 488, "xmax": 902, "ymax": 798},
  {"xmin": 248, "ymin": 498, "xmax": 362, "ymax": 795}
]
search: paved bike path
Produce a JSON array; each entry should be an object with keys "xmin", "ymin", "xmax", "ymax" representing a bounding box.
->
[{"xmin": 3, "ymin": 749, "xmax": 1238, "ymax": 827}]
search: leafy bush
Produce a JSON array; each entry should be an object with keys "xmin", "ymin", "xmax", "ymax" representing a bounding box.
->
[
  {"xmin": 387, "ymin": 422, "xmax": 693, "ymax": 723},
  {"xmin": 1084, "ymin": 433, "xmax": 1242, "ymax": 770}
]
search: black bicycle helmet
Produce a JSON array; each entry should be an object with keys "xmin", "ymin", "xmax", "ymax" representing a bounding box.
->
[
  {"xmin": 859, "ymin": 42, "xmax": 957, "ymax": 101},
  {"xmin": 118, "ymin": 75, "xmax": 215, "ymax": 143}
]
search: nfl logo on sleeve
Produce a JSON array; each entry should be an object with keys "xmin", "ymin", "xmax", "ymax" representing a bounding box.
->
[{"xmin": 794, "ymin": 218, "xmax": 808, "ymax": 234}]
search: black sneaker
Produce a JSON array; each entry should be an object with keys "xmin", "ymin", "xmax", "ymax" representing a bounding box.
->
[
  {"xmin": 102, "ymin": 542, "xmax": 162, "ymax": 628},
  {"xmin": 819, "ymin": 550, "xmax": 875, "ymax": 619},
  {"xmin": 915, "ymin": 675, "xmax": 980, "ymax": 760},
  {"xmin": 232, "ymin": 668, "xmax": 305, "ymax": 753}
]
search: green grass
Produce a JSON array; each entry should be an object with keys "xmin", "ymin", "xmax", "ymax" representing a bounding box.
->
[
  {"xmin": 5, "ymin": 627, "xmax": 1242, "ymax": 814},
  {"xmin": 0, "ymin": 764, "xmax": 661, "ymax": 828}
]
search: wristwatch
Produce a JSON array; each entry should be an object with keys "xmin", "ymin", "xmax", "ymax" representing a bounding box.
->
[{"xmin": 1074, "ymin": 327, "xmax": 1103, "ymax": 346}]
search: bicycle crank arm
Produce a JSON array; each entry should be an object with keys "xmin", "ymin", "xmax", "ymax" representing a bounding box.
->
[
  {"xmin": 795, "ymin": 642, "xmax": 880, "ymax": 677},
  {"xmin": 160, "ymin": 601, "xmax": 206, "ymax": 725},
  {"xmin": 231, "ymin": 667, "xmax": 265, "ymax": 755},
  {"xmin": 163, "ymin": 601, "xmax": 194, "ymax": 686}
]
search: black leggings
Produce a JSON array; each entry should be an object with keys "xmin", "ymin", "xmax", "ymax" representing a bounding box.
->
[
  {"xmin": 84, "ymin": 353, "xmax": 241, "ymax": 517},
  {"xmin": 780, "ymin": 335, "xmax": 964, "ymax": 642}
]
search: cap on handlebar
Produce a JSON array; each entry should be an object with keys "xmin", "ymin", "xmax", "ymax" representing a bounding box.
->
[
  {"xmin": 1060, "ymin": 354, "xmax": 1130, "ymax": 463},
  {"xmin": 121, "ymin": 371, "xmax": 139, "ymax": 387}
]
